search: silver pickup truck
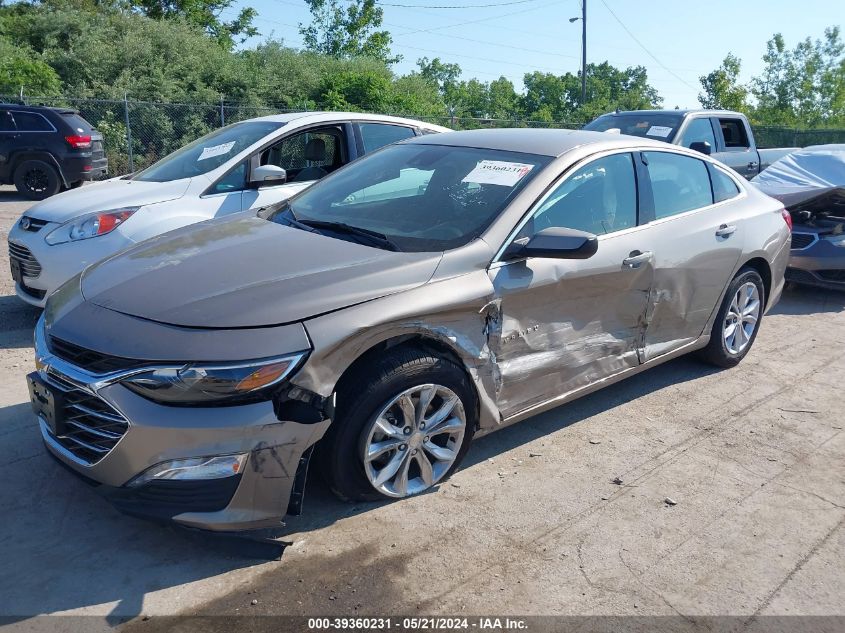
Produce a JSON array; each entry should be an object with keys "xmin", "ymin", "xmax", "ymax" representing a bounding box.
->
[{"xmin": 584, "ymin": 109, "xmax": 796, "ymax": 179}]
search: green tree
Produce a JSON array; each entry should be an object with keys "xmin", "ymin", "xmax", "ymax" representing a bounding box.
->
[
  {"xmin": 751, "ymin": 28, "xmax": 845, "ymax": 127},
  {"xmin": 126, "ymin": 0, "xmax": 257, "ymax": 48},
  {"xmin": 698, "ymin": 53, "xmax": 748, "ymax": 111},
  {"xmin": 299, "ymin": 0, "xmax": 400, "ymax": 64},
  {"xmin": 0, "ymin": 37, "xmax": 62, "ymax": 95},
  {"xmin": 416, "ymin": 56, "xmax": 461, "ymax": 95}
]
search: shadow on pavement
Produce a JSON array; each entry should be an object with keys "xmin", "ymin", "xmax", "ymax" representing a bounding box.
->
[
  {"xmin": 0, "ymin": 295, "xmax": 41, "ymax": 349},
  {"xmin": 0, "ymin": 341, "xmax": 720, "ymax": 621},
  {"xmin": 771, "ymin": 284, "xmax": 845, "ymax": 316}
]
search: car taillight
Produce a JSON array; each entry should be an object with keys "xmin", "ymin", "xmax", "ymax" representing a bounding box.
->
[
  {"xmin": 65, "ymin": 135, "xmax": 92, "ymax": 149},
  {"xmin": 781, "ymin": 208, "xmax": 792, "ymax": 231}
]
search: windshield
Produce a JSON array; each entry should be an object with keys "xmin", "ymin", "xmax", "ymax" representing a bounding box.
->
[
  {"xmin": 132, "ymin": 121, "xmax": 283, "ymax": 182},
  {"xmin": 271, "ymin": 143, "xmax": 551, "ymax": 252},
  {"xmin": 584, "ymin": 113, "xmax": 683, "ymax": 142}
]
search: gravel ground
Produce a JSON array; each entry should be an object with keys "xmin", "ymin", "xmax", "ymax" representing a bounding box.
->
[{"xmin": 0, "ymin": 185, "xmax": 843, "ymax": 630}]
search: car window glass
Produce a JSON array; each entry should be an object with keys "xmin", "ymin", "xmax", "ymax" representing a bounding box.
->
[
  {"xmin": 262, "ymin": 128, "xmax": 344, "ymax": 181},
  {"xmin": 359, "ymin": 123, "xmax": 415, "ymax": 152},
  {"xmin": 13, "ymin": 112, "xmax": 53, "ymax": 132},
  {"xmin": 645, "ymin": 151, "xmax": 714, "ymax": 218},
  {"xmin": 342, "ymin": 167, "xmax": 433, "ymax": 204},
  {"xmin": 60, "ymin": 112, "xmax": 93, "ymax": 134},
  {"xmin": 281, "ymin": 144, "xmax": 550, "ymax": 252},
  {"xmin": 709, "ymin": 165, "xmax": 741, "ymax": 202},
  {"xmin": 0, "ymin": 110, "xmax": 15, "ymax": 132},
  {"xmin": 719, "ymin": 118, "xmax": 750, "ymax": 148},
  {"xmin": 679, "ymin": 118, "xmax": 716, "ymax": 149},
  {"xmin": 520, "ymin": 153, "xmax": 637, "ymax": 238},
  {"xmin": 210, "ymin": 161, "xmax": 247, "ymax": 194}
]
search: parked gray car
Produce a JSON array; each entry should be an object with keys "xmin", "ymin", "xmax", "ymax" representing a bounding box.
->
[
  {"xmin": 29, "ymin": 129, "xmax": 791, "ymax": 532},
  {"xmin": 751, "ymin": 144, "xmax": 845, "ymax": 290}
]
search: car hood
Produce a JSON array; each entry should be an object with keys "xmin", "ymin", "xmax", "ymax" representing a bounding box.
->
[
  {"xmin": 80, "ymin": 215, "xmax": 442, "ymax": 328},
  {"xmin": 24, "ymin": 178, "xmax": 191, "ymax": 224}
]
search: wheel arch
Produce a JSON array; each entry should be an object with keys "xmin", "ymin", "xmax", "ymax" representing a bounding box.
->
[
  {"xmin": 738, "ymin": 255, "xmax": 772, "ymax": 307},
  {"xmin": 11, "ymin": 151, "xmax": 69, "ymax": 187}
]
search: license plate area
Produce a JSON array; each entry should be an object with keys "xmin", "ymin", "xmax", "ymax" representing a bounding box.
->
[{"xmin": 27, "ymin": 372, "xmax": 66, "ymax": 435}]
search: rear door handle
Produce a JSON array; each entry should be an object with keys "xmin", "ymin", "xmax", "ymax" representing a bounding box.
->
[
  {"xmin": 622, "ymin": 250, "xmax": 653, "ymax": 268},
  {"xmin": 715, "ymin": 223, "xmax": 737, "ymax": 237}
]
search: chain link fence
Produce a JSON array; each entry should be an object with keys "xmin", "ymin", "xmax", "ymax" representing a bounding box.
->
[{"xmin": 5, "ymin": 95, "xmax": 844, "ymax": 176}]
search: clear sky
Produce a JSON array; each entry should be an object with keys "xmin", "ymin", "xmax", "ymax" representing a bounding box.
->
[{"xmin": 225, "ymin": 0, "xmax": 843, "ymax": 110}]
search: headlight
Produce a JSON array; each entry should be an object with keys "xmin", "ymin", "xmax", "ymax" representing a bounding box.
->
[
  {"xmin": 826, "ymin": 233, "xmax": 845, "ymax": 247},
  {"xmin": 121, "ymin": 353, "xmax": 306, "ymax": 405},
  {"xmin": 45, "ymin": 207, "xmax": 138, "ymax": 245}
]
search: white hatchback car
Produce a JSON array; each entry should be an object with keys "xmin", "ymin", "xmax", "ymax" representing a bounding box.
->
[{"xmin": 8, "ymin": 111, "xmax": 449, "ymax": 306}]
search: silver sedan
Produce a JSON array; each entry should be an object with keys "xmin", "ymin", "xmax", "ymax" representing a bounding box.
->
[{"xmin": 30, "ymin": 129, "xmax": 790, "ymax": 531}]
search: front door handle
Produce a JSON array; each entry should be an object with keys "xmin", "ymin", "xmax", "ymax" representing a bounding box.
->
[
  {"xmin": 622, "ymin": 250, "xmax": 653, "ymax": 268},
  {"xmin": 715, "ymin": 223, "xmax": 737, "ymax": 237}
]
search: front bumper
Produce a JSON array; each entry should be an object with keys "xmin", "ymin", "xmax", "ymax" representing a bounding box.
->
[
  {"xmin": 8, "ymin": 220, "xmax": 134, "ymax": 308},
  {"xmin": 787, "ymin": 233, "xmax": 845, "ymax": 290},
  {"xmin": 31, "ymin": 318, "xmax": 330, "ymax": 531}
]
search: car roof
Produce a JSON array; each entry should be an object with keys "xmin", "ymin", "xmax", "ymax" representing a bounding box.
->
[
  {"xmin": 0, "ymin": 103, "xmax": 77, "ymax": 115},
  {"xmin": 596, "ymin": 109, "xmax": 745, "ymax": 118},
  {"xmin": 404, "ymin": 127, "xmax": 669, "ymax": 157},
  {"xmin": 247, "ymin": 110, "xmax": 450, "ymax": 132}
]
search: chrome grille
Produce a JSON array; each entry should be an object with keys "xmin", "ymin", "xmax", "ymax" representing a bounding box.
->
[
  {"xmin": 43, "ymin": 370, "xmax": 129, "ymax": 465},
  {"xmin": 8, "ymin": 241, "xmax": 42, "ymax": 277},
  {"xmin": 790, "ymin": 232, "xmax": 817, "ymax": 250}
]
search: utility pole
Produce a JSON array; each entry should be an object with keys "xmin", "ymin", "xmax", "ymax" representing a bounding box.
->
[
  {"xmin": 581, "ymin": 0, "xmax": 587, "ymax": 106},
  {"xmin": 569, "ymin": 1, "xmax": 587, "ymax": 106}
]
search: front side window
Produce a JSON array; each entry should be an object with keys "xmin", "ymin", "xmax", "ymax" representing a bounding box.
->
[
  {"xmin": 262, "ymin": 128, "xmax": 344, "ymax": 182},
  {"xmin": 678, "ymin": 118, "xmax": 716, "ymax": 149},
  {"xmin": 359, "ymin": 123, "xmax": 415, "ymax": 152},
  {"xmin": 644, "ymin": 151, "xmax": 713, "ymax": 219},
  {"xmin": 13, "ymin": 112, "xmax": 53, "ymax": 132},
  {"xmin": 273, "ymin": 143, "xmax": 550, "ymax": 252},
  {"xmin": 0, "ymin": 110, "xmax": 14, "ymax": 132},
  {"xmin": 518, "ymin": 153, "xmax": 637, "ymax": 239},
  {"xmin": 133, "ymin": 121, "xmax": 283, "ymax": 182}
]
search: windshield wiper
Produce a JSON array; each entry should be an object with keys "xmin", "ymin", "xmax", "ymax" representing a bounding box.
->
[{"xmin": 298, "ymin": 219, "xmax": 402, "ymax": 252}]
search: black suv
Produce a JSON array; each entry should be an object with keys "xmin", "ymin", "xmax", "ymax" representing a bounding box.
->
[{"xmin": 0, "ymin": 104, "xmax": 108, "ymax": 200}]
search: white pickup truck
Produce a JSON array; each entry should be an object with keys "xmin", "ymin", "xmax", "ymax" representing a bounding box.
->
[{"xmin": 584, "ymin": 109, "xmax": 796, "ymax": 179}]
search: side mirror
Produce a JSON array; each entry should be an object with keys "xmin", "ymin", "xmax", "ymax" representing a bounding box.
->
[
  {"xmin": 503, "ymin": 226, "xmax": 598, "ymax": 261},
  {"xmin": 250, "ymin": 164, "xmax": 287, "ymax": 186},
  {"xmin": 689, "ymin": 141, "xmax": 712, "ymax": 155}
]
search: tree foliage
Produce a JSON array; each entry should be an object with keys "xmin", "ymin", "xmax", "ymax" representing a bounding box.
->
[
  {"xmin": 299, "ymin": 0, "xmax": 399, "ymax": 64},
  {"xmin": 698, "ymin": 53, "xmax": 748, "ymax": 111}
]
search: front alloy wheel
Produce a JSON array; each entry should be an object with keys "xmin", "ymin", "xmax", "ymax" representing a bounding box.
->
[{"xmin": 362, "ymin": 384, "xmax": 466, "ymax": 498}]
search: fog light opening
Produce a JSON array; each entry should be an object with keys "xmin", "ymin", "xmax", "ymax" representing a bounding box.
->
[{"xmin": 127, "ymin": 453, "xmax": 248, "ymax": 488}]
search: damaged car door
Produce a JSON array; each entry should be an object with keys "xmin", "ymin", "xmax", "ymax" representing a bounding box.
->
[
  {"xmin": 638, "ymin": 151, "xmax": 745, "ymax": 360},
  {"xmin": 488, "ymin": 152, "xmax": 653, "ymax": 419}
]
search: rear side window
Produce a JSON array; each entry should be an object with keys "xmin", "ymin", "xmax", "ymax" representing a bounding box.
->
[
  {"xmin": 522, "ymin": 153, "xmax": 637, "ymax": 236},
  {"xmin": 709, "ymin": 164, "xmax": 741, "ymax": 202},
  {"xmin": 60, "ymin": 112, "xmax": 93, "ymax": 134},
  {"xmin": 359, "ymin": 123, "xmax": 415, "ymax": 152},
  {"xmin": 13, "ymin": 112, "xmax": 53, "ymax": 132},
  {"xmin": 719, "ymin": 118, "xmax": 750, "ymax": 149},
  {"xmin": 644, "ymin": 151, "xmax": 713, "ymax": 219}
]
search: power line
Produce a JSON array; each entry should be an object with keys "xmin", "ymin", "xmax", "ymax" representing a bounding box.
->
[
  {"xmin": 597, "ymin": 0, "xmax": 698, "ymax": 90},
  {"xmin": 376, "ymin": 0, "xmax": 545, "ymax": 7}
]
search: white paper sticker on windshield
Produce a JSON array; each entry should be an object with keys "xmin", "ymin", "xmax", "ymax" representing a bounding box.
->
[
  {"xmin": 462, "ymin": 160, "xmax": 534, "ymax": 186},
  {"xmin": 197, "ymin": 141, "xmax": 236, "ymax": 161},
  {"xmin": 646, "ymin": 125, "xmax": 673, "ymax": 138}
]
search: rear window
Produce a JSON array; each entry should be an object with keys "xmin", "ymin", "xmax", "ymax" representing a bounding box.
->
[
  {"xmin": 584, "ymin": 113, "xmax": 683, "ymax": 141},
  {"xmin": 644, "ymin": 151, "xmax": 714, "ymax": 219},
  {"xmin": 60, "ymin": 112, "xmax": 94, "ymax": 134}
]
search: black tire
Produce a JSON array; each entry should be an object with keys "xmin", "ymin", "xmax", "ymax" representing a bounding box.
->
[
  {"xmin": 319, "ymin": 347, "xmax": 476, "ymax": 502},
  {"xmin": 13, "ymin": 160, "xmax": 62, "ymax": 200},
  {"xmin": 699, "ymin": 267, "xmax": 765, "ymax": 368}
]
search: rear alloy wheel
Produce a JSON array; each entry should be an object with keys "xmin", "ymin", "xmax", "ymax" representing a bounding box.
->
[
  {"xmin": 362, "ymin": 384, "xmax": 466, "ymax": 498},
  {"xmin": 699, "ymin": 267, "xmax": 765, "ymax": 368},
  {"xmin": 14, "ymin": 160, "xmax": 61, "ymax": 200}
]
